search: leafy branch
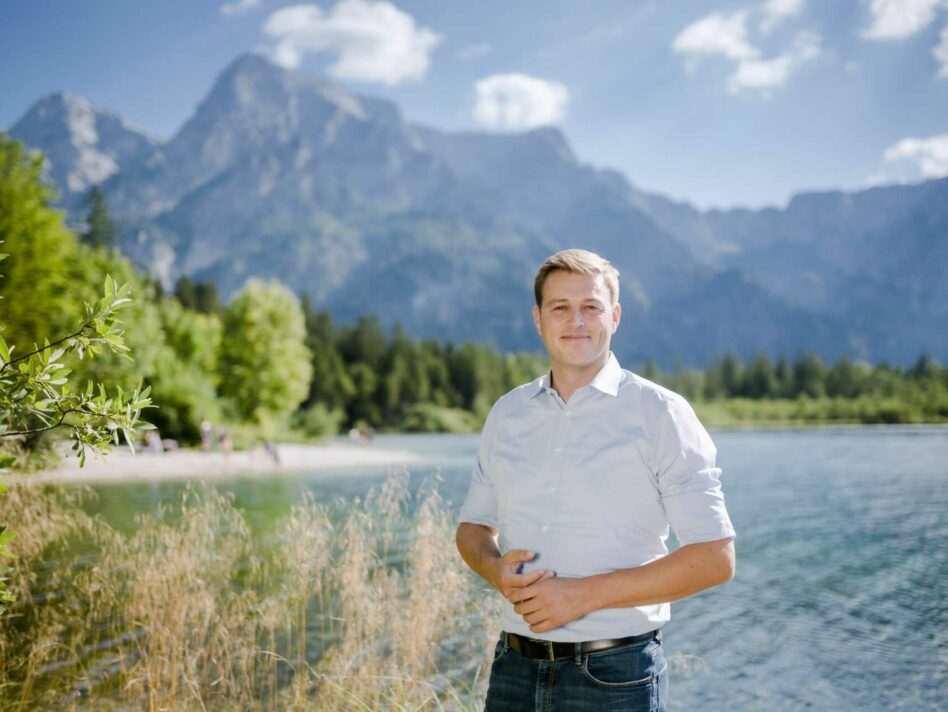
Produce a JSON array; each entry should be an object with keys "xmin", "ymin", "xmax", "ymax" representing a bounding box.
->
[{"xmin": 0, "ymin": 273, "xmax": 154, "ymax": 467}]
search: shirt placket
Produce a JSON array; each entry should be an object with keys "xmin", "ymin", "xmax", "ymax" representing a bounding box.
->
[{"xmin": 541, "ymin": 389, "xmax": 579, "ymax": 542}]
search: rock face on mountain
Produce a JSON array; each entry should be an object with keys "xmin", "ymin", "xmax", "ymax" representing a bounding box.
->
[
  {"xmin": 7, "ymin": 53, "xmax": 946, "ymax": 366},
  {"xmin": 9, "ymin": 92, "xmax": 158, "ymax": 212}
]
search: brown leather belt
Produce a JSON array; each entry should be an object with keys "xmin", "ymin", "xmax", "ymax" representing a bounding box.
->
[{"xmin": 504, "ymin": 629, "xmax": 660, "ymax": 661}]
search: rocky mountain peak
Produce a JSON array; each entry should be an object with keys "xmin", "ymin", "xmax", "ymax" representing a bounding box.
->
[{"xmin": 8, "ymin": 91, "xmax": 158, "ymax": 207}]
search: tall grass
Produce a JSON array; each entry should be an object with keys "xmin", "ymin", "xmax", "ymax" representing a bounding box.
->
[{"xmin": 0, "ymin": 471, "xmax": 500, "ymax": 710}]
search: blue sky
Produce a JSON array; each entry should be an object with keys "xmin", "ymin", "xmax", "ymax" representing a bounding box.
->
[{"xmin": 2, "ymin": 0, "xmax": 948, "ymax": 209}]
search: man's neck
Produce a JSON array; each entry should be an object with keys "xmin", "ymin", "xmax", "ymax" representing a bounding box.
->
[{"xmin": 549, "ymin": 354, "xmax": 610, "ymax": 402}]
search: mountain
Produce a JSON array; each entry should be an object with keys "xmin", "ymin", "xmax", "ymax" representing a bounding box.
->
[
  {"xmin": 8, "ymin": 92, "xmax": 158, "ymax": 212},
  {"xmin": 6, "ymin": 53, "xmax": 945, "ymax": 367}
]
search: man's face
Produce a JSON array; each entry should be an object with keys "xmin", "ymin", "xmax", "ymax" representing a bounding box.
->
[{"xmin": 533, "ymin": 270, "xmax": 621, "ymax": 375}]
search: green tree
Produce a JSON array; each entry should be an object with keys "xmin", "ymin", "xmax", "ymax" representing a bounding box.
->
[
  {"xmin": 80, "ymin": 186, "xmax": 117, "ymax": 249},
  {"xmin": 741, "ymin": 353, "xmax": 777, "ymax": 399},
  {"xmin": 0, "ymin": 133, "xmax": 83, "ymax": 349},
  {"xmin": 194, "ymin": 281, "xmax": 222, "ymax": 314},
  {"xmin": 720, "ymin": 353, "xmax": 743, "ymax": 397},
  {"xmin": 300, "ymin": 297, "xmax": 354, "ymax": 413},
  {"xmin": 218, "ymin": 279, "xmax": 312, "ymax": 422},
  {"xmin": 774, "ymin": 357, "xmax": 792, "ymax": 398},
  {"xmin": 338, "ymin": 316, "xmax": 387, "ymax": 371},
  {"xmin": 174, "ymin": 276, "xmax": 221, "ymax": 315},
  {"xmin": 826, "ymin": 356, "xmax": 861, "ymax": 398},
  {"xmin": 908, "ymin": 353, "xmax": 938, "ymax": 379},
  {"xmin": 174, "ymin": 276, "xmax": 197, "ymax": 310},
  {"xmin": 792, "ymin": 353, "xmax": 826, "ymax": 398},
  {"xmin": 703, "ymin": 359, "xmax": 724, "ymax": 400},
  {"xmin": 146, "ymin": 298, "xmax": 222, "ymax": 441}
]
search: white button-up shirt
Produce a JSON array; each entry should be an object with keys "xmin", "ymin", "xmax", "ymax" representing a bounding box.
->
[{"xmin": 459, "ymin": 353, "xmax": 736, "ymax": 642}]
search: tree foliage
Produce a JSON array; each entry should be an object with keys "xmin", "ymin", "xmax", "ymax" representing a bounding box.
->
[
  {"xmin": 298, "ymin": 299, "xmax": 547, "ymax": 432},
  {"xmin": 0, "ymin": 133, "xmax": 83, "ymax": 349},
  {"xmin": 79, "ymin": 186, "xmax": 117, "ymax": 249},
  {"xmin": 175, "ymin": 276, "xmax": 221, "ymax": 314},
  {"xmin": 219, "ymin": 280, "xmax": 312, "ymax": 422},
  {"xmin": 651, "ymin": 351, "xmax": 948, "ymax": 424}
]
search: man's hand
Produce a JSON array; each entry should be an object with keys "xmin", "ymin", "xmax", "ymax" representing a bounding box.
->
[
  {"xmin": 455, "ymin": 525, "xmax": 554, "ymax": 603},
  {"xmin": 489, "ymin": 549, "xmax": 554, "ymax": 602},
  {"xmin": 513, "ymin": 576, "xmax": 591, "ymax": 634}
]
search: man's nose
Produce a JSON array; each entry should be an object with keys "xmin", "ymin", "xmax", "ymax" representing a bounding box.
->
[{"xmin": 572, "ymin": 309, "xmax": 585, "ymax": 326}]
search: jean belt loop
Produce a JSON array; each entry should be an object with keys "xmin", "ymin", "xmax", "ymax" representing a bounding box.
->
[
  {"xmin": 501, "ymin": 631, "xmax": 508, "ymax": 650},
  {"xmin": 574, "ymin": 641, "xmax": 582, "ymax": 665}
]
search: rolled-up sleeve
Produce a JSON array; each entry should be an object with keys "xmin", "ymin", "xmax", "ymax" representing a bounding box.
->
[
  {"xmin": 653, "ymin": 394, "xmax": 736, "ymax": 546},
  {"xmin": 458, "ymin": 404, "xmax": 500, "ymax": 528}
]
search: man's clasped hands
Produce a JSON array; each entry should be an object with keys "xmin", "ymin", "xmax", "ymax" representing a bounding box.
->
[{"xmin": 489, "ymin": 548, "xmax": 593, "ymax": 635}]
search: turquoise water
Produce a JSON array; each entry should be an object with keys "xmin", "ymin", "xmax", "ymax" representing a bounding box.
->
[{"xmin": 78, "ymin": 426, "xmax": 948, "ymax": 710}]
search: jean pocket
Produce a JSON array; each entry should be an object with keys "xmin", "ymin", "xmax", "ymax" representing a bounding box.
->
[
  {"xmin": 492, "ymin": 636, "xmax": 510, "ymax": 664},
  {"xmin": 581, "ymin": 640, "xmax": 665, "ymax": 688}
]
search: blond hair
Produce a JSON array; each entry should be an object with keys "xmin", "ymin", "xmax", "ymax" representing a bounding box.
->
[{"xmin": 533, "ymin": 249, "xmax": 620, "ymax": 306}]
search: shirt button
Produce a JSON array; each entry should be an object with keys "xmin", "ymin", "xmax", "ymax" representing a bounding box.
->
[
  {"xmin": 554, "ymin": 447, "xmax": 563, "ymax": 455},
  {"xmin": 541, "ymin": 525, "xmax": 549, "ymax": 533},
  {"xmin": 548, "ymin": 486, "xmax": 557, "ymax": 494}
]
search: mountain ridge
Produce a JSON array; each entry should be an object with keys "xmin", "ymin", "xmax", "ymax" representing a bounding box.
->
[{"xmin": 7, "ymin": 52, "xmax": 945, "ymax": 367}]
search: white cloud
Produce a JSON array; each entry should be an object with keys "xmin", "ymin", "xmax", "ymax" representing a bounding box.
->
[
  {"xmin": 221, "ymin": 0, "xmax": 262, "ymax": 16},
  {"xmin": 883, "ymin": 132, "xmax": 948, "ymax": 178},
  {"xmin": 935, "ymin": 24, "xmax": 948, "ymax": 75},
  {"xmin": 457, "ymin": 42, "xmax": 493, "ymax": 61},
  {"xmin": 861, "ymin": 0, "xmax": 943, "ymax": 40},
  {"xmin": 262, "ymin": 0, "xmax": 441, "ymax": 85},
  {"xmin": 473, "ymin": 74, "xmax": 569, "ymax": 131},
  {"xmin": 673, "ymin": 8, "xmax": 819, "ymax": 95},
  {"xmin": 760, "ymin": 0, "xmax": 803, "ymax": 33},
  {"xmin": 672, "ymin": 11, "xmax": 757, "ymax": 61},
  {"xmin": 728, "ymin": 31, "xmax": 820, "ymax": 94}
]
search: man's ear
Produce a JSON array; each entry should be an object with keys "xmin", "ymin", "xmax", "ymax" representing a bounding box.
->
[
  {"xmin": 612, "ymin": 301, "xmax": 622, "ymax": 334},
  {"xmin": 533, "ymin": 304, "xmax": 542, "ymax": 336}
]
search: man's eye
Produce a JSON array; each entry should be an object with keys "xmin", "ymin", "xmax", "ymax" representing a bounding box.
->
[
  {"xmin": 584, "ymin": 305, "xmax": 602, "ymax": 311},
  {"xmin": 553, "ymin": 306, "xmax": 567, "ymax": 311}
]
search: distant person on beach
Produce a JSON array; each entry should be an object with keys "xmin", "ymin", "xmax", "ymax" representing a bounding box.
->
[
  {"xmin": 348, "ymin": 422, "xmax": 373, "ymax": 444},
  {"xmin": 144, "ymin": 429, "xmax": 164, "ymax": 454},
  {"xmin": 200, "ymin": 418, "xmax": 213, "ymax": 451},
  {"xmin": 217, "ymin": 429, "xmax": 233, "ymax": 457},
  {"xmin": 456, "ymin": 249, "xmax": 736, "ymax": 711}
]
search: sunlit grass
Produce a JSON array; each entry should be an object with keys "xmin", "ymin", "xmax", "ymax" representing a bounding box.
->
[
  {"xmin": 0, "ymin": 471, "xmax": 500, "ymax": 710},
  {"xmin": 694, "ymin": 395, "xmax": 948, "ymax": 428}
]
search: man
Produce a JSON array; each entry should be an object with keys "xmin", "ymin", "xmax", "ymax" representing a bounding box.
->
[{"xmin": 456, "ymin": 249, "xmax": 736, "ymax": 711}]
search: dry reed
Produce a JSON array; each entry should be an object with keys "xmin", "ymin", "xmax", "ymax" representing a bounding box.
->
[{"xmin": 0, "ymin": 470, "xmax": 499, "ymax": 710}]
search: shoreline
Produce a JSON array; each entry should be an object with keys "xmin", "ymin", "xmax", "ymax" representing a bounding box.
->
[{"xmin": 3, "ymin": 442, "xmax": 427, "ymax": 485}]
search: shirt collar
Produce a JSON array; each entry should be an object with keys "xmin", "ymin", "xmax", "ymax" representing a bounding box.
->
[{"xmin": 531, "ymin": 353, "xmax": 623, "ymax": 399}]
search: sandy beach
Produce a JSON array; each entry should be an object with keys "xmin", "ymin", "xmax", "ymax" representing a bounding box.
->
[{"xmin": 5, "ymin": 442, "xmax": 427, "ymax": 485}]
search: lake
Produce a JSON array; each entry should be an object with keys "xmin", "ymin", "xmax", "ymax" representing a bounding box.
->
[{"xmin": 73, "ymin": 426, "xmax": 948, "ymax": 710}]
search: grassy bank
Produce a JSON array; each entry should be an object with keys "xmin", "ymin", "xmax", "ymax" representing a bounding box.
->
[
  {"xmin": 694, "ymin": 395, "xmax": 948, "ymax": 428},
  {"xmin": 0, "ymin": 473, "xmax": 500, "ymax": 710}
]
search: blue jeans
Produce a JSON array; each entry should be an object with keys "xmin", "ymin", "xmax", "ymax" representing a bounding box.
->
[{"xmin": 484, "ymin": 631, "xmax": 668, "ymax": 711}]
